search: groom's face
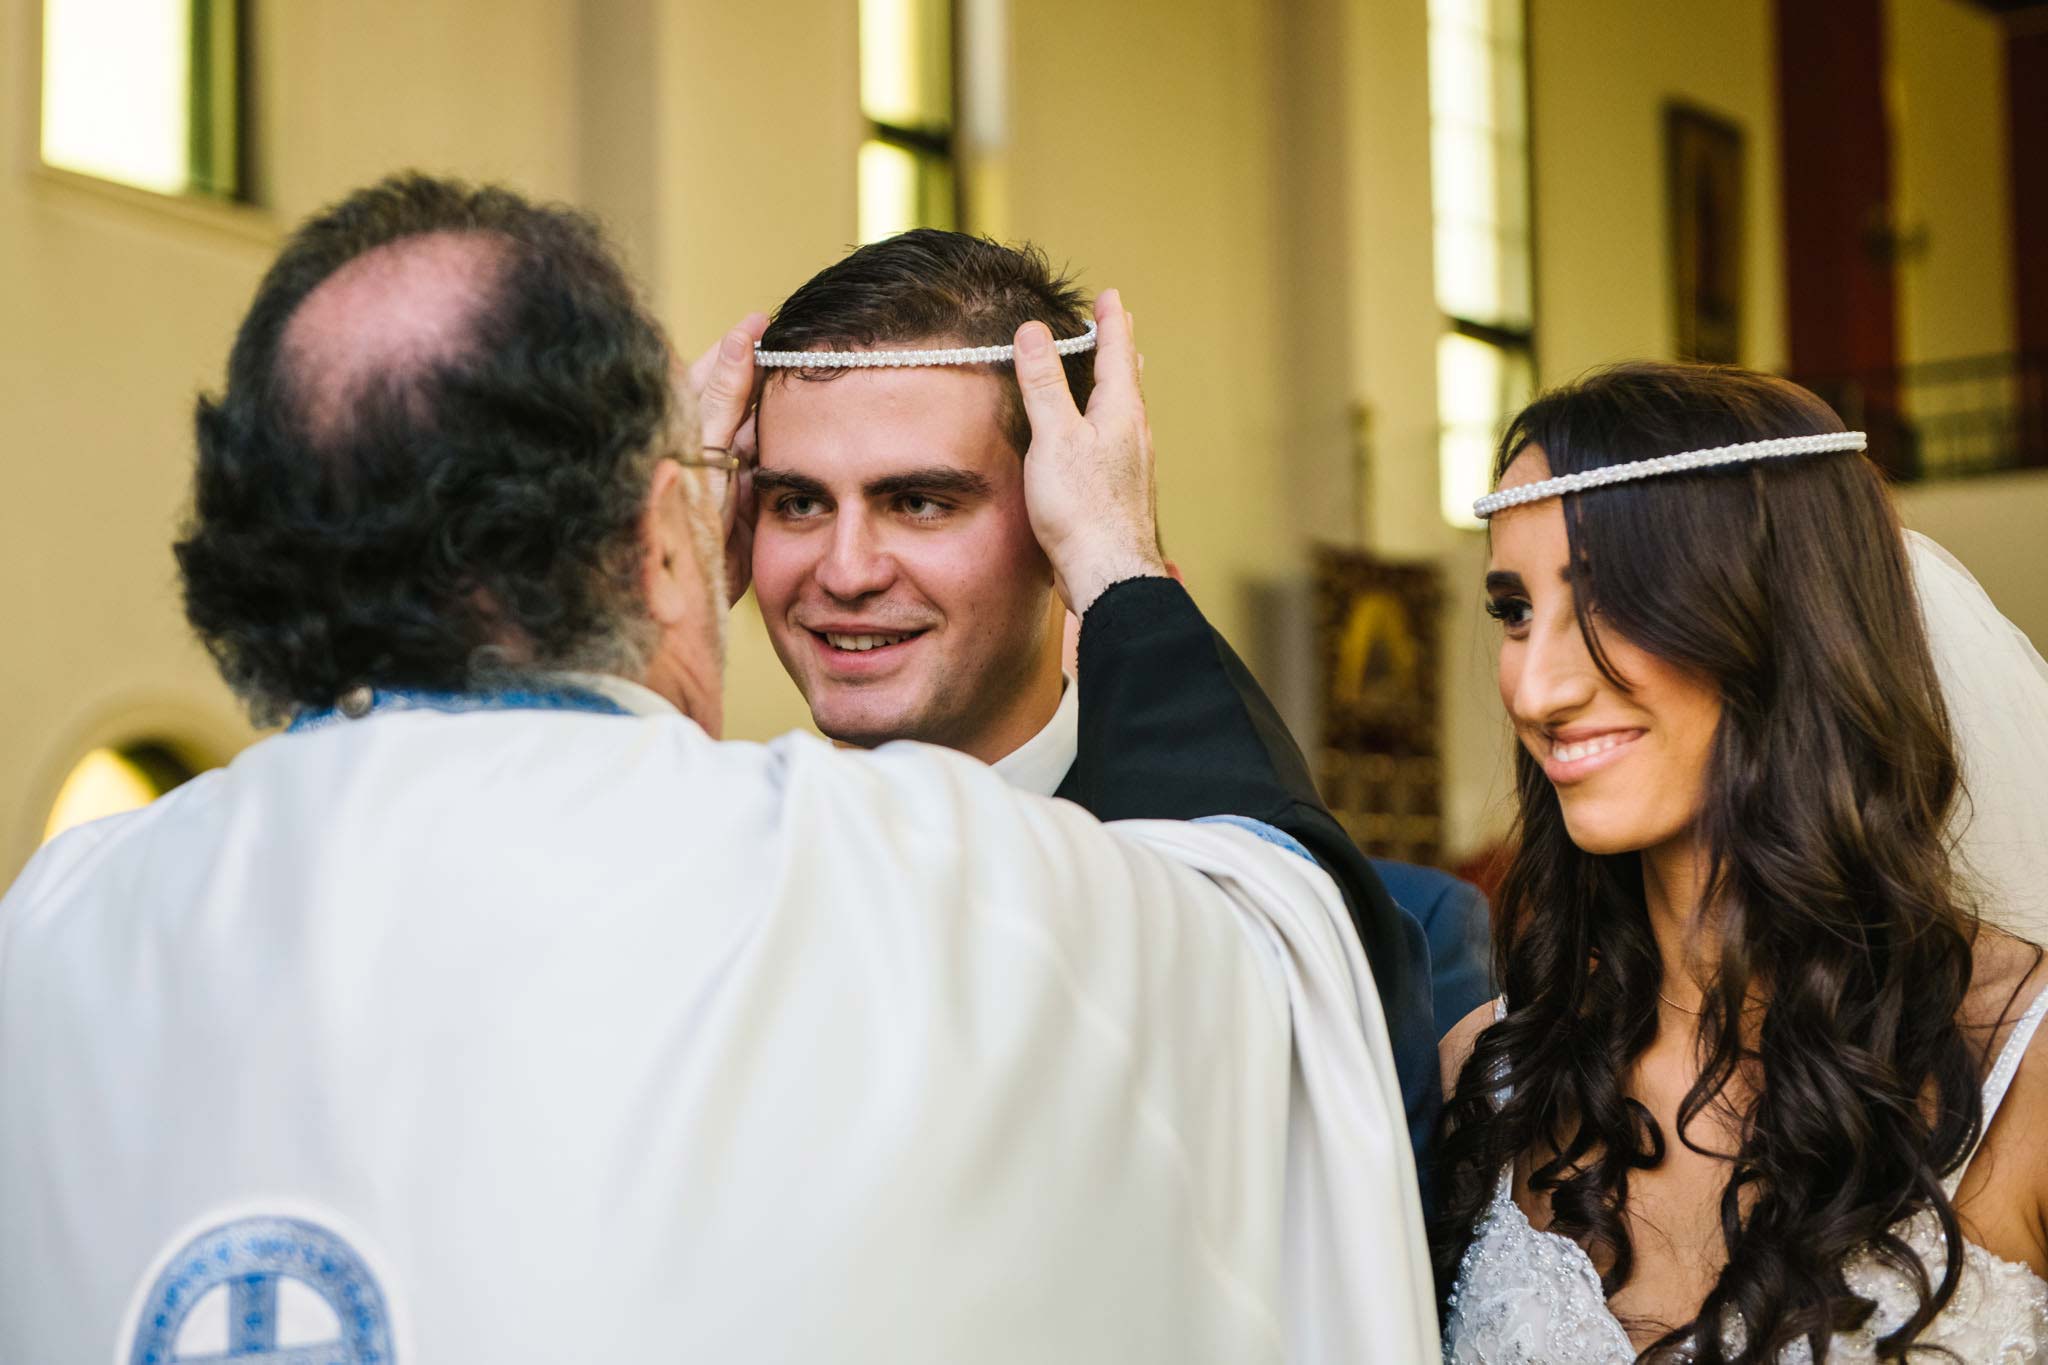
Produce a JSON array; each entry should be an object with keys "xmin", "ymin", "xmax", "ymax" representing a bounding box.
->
[{"xmin": 750, "ymin": 362, "xmax": 1064, "ymax": 764}]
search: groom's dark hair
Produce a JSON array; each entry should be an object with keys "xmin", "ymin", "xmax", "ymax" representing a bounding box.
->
[{"xmin": 758, "ymin": 229, "xmax": 1094, "ymax": 455}]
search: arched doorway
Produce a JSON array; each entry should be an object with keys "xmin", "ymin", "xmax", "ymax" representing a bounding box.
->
[{"xmin": 41, "ymin": 738, "xmax": 207, "ymax": 845}]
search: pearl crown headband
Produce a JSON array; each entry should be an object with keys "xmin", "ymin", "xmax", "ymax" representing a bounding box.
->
[
  {"xmin": 1472, "ymin": 431, "xmax": 1869, "ymax": 519},
  {"xmin": 753, "ymin": 320, "xmax": 1098, "ymax": 370}
]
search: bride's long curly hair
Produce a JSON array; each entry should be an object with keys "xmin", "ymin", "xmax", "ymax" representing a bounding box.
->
[{"xmin": 1433, "ymin": 363, "xmax": 1997, "ymax": 1361}]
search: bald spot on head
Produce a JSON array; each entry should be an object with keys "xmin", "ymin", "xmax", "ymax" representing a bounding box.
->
[{"xmin": 280, "ymin": 229, "xmax": 509, "ymax": 446}]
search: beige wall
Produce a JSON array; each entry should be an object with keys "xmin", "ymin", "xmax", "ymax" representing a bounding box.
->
[
  {"xmin": 1008, "ymin": 0, "xmax": 1294, "ymax": 646},
  {"xmin": 0, "ymin": 0, "xmax": 1342, "ymax": 880},
  {"xmin": 1898, "ymin": 470, "xmax": 2048, "ymax": 651},
  {"xmin": 645, "ymin": 0, "xmax": 863, "ymax": 746},
  {"xmin": 0, "ymin": 0, "xmax": 673, "ymax": 881},
  {"xmin": 1529, "ymin": 0, "xmax": 1787, "ymax": 376},
  {"xmin": 3, "ymin": 0, "xmax": 2040, "ymax": 885},
  {"xmin": 1882, "ymin": 0, "xmax": 2035, "ymax": 652},
  {"xmin": 1888, "ymin": 0, "xmax": 2015, "ymax": 367},
  {"xmin": 253, "ymin": 0, "xmax": 582, "ymax": 223}
]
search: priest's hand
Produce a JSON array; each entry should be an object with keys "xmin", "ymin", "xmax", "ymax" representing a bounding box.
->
[
  {"xmin": 1015, "ymin": 288, "xmax": 1167, "ymax": 617},
  {"xmin": 685, "ymin": 312, "xmax": 769, "ymax": 605}
]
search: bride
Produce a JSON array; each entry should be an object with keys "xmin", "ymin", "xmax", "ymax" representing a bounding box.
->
[{"xmin": 1436, "ymin": 362, "xmax": 2048, "ymax": 1361}]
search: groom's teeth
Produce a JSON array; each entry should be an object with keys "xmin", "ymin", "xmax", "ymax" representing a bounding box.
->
[
  {"xmin": 1553, "ymin": 734, "xmax": 1629, "ymax": 763},
  {"xmin": 826, "ymin": 632, "xmax": 909, "ymax": 652}
]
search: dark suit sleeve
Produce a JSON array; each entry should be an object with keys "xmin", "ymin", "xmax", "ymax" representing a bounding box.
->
[
  {"xmin": 1373, "ymin": 859, "xmax": 1498, "ymax": 1042},
  {"xmin": 1424, "ymin": 882, "xmax": 1495, "ymax": 1037},
  {"xmin": 1053, "ymin": 576, "xmax": 1441, "ymax": 1180}
]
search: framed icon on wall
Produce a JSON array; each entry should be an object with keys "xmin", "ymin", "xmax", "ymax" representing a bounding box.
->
[
  {"xmin": 1314, "ymin": 548, "xmax": 1444, "ymax": 867},
  {"xmin": 1667, "ymin": 102, "xmax": 1746, "ymax": 366}
]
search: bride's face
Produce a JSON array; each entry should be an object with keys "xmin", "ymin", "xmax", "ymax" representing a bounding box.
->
[{"xmin": 1486, "ymin": 446, "xmax": 1724, "ymax": 857}]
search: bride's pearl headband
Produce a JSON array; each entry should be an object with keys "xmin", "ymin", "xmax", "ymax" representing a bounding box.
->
[
  {"xmin": 753, "ymin": 320, "xmax": 1099, "ymax": 370},
  {"xmin": 1472, "ymin": 431, "xmax": 1870, "ymax": 520}
]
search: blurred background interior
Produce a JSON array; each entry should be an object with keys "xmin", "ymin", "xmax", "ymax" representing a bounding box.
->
[{"xmin": 5, "ymin": 0, "xmax": 2044, "ymax": 891}]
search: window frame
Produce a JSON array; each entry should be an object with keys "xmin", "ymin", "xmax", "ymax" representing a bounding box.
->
[
  {"xmin": 15, "ymin": 696, "xmax": 246, "ymax": 880},
  {"xmin": 27, "ymin": 0, "xmax": 269, "ymax": 239},
  {"xmin": 1429, "ymin": 0, "xmax": 1539, "ymax": 530},
  {"xmin": 857, "ymin": 0, "xmax": 965, "ymax": 241}
]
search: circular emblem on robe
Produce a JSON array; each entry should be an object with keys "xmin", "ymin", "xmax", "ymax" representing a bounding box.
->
[{"xmin": 123, "ymin": 1213, "xmax": 397, "ymax": 1364}]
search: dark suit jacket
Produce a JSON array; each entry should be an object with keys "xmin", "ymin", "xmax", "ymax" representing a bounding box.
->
[
  {"xmin": 1370, "ymin": 859, "xmax": 1495, "ymax": 1039},
  {"xmin": 1052, "ymin": 577, "xmax": 1441, "ymax": 1180}
]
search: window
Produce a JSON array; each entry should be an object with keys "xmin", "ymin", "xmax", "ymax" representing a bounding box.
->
[
  {"xmin": 1428, "ymin": 0, "xmax": 1534, "ymax": 528},
  {"xmin": 859, "ymin": 0, "xmax": 958, "ymax": 242},
  {"xmin": 40, "ymin": 0, "xmax": 244, "ymax": 200},
  {"xmin": 42, "ymin": 740, "xmax": 202, "ymax": 845}
]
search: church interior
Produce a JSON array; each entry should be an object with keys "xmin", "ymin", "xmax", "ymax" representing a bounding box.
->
[{"xmin": 4, "ymin": 0, "xmax": 2043, "ymax": 890}]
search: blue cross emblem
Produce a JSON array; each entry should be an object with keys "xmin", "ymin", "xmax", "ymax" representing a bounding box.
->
[{"xmin": 127, "ymin": 1215, "xmax": 395, "ymax": 1363}]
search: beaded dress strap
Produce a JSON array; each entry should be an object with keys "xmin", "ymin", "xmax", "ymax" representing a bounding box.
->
[
  {"xmin": 1946, "ymin": 982, "xmax": 2048, "ymax": 1195},
  {"xmin": 1487, "ymin": 997, "xmax": 1515, "ymax": 1203},
  {"xmin": 1489, "ymin": 996, "xmax": 1511, "ymax": 1104}
]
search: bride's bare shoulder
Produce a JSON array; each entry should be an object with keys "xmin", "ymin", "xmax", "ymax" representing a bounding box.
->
[{"xmin": 1956, "ymin": 928, "xmax": 2048, "ymax": 1275}]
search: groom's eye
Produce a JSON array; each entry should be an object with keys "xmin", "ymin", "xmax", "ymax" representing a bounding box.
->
[{"xmin": 896, "ymin": 494, "xmax": 951, "ymax": 520}]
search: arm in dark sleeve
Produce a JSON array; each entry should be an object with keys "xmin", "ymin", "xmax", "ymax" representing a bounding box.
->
[
  {"xmin": 1372, "ymin": 859, "xmax": 1497, "ymax": 1039},
  {"xmin": 1054, "ymin": 575, "xmax": 1441, "ymax": 1177}
]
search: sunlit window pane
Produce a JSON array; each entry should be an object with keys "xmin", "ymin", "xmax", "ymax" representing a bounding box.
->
[
  {"xmin": 41, "ymin": 0, "xmax": 191, "ymax": 194},
  {"xmin": 1437, "ymin": 224, "xmax": 1533, "ymax": 331},
  {"xmin": 1428, "ymin": 0, "xmax": 1489, "ymax": 33},
  {"xmin": 1432, "ymin": 124, "xmax": 1497, "ymax": 229},
  {"xmin": 1431, "ymin": 0, "xmax": 1522, "ymax": 45},
  {"xmin": 1430, "ymin": 141, "xmax": 1532, "ymax": 329},
  {"xmin": 858, "ymin": 0, "xmax": 958, "ymax": 239},
  {"xmin": 860, "ymin": 140, "xmax": 917, "ymax": 242},
  {"xmin": 861, "ymin": 0, "xmax": 954, "ymax": 134},
  {"xmin": 1428, "ymin": 0, "xmax": 1531, "ymax": 333},
  {"xmin": 1431, "ymin": 0, "xmax": 1532, "ymax": 526},
  {"xmin": 1438, "ymin": 332, "xmax": 1533, "ymax": 529},
  {"xmin": 859, "ymin": 138, "xmax": 956, "ymax": 242},
  {"xmin": 1429, "ymin": 25, "xmax": 1492, "ymax": 126}
]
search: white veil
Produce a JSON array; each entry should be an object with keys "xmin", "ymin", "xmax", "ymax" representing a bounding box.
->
[{"xmin": 1907, "ymin": 531, "xmax": 2048, "ymax": 943}]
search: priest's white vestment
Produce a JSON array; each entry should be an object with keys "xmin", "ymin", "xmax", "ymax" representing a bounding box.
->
[{"xmin": 0, "ymin": 688, "xmax": 1433, "ymax": 1362}]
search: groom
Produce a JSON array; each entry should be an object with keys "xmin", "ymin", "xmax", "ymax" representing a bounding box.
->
[{"xmin": 744, "ymin": 228, "xmax": 1459, "ymax": 1165}]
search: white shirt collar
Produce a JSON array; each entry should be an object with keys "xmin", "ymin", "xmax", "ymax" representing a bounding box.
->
[
  {"xmin": 546, "ymin": 671, "xmax": 684, "ymax": 719},
  {"xmin": 990, "ymin": 675, "xmax": 1079, "ymax": 798}
]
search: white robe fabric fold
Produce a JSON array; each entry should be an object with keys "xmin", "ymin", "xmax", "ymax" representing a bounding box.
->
[{"xmin": 0, "ymin": 705, "xmax": 1432, "ymax": 1362}]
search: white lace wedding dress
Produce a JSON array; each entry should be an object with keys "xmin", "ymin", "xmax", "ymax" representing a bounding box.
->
[{"xmin": 1443, "ymin": 988, "xmax": 2048, "ymax": 1362}]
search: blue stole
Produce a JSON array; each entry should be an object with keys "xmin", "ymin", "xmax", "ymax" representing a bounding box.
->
[{"xmin": 289, "ymin": 684, "xmax": 630, "ymax": 734}]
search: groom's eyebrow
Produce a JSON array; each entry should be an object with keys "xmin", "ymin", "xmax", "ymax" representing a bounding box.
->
[
  {"xmin": 752, "ymin": 469, "xmax": 828, "ymax": 498},
  {"xmin": 864, "ymin": 468, "xmax": 993, "ymax": 500}
]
